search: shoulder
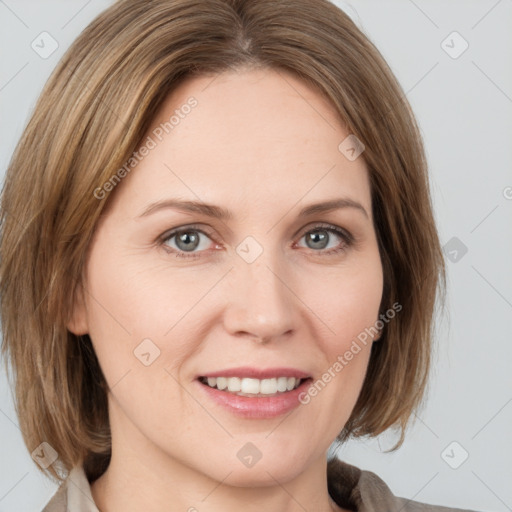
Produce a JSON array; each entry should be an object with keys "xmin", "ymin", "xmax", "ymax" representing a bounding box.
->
[
  {"xmin": 327, "ymin": 457, "xmax": 479, "ymax": 512},
  {"xmin": 41, "ymin": 466, "xmax": 99, "ymax": 512}
]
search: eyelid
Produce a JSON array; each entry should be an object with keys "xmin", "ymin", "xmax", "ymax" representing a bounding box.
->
[
  {"xmin": 159, "ymin": 223, "xmax": 216, "ymax": 241},
  {"xmin": 297, "ymin": 222, "xmax": 353, "ymax": 243}
]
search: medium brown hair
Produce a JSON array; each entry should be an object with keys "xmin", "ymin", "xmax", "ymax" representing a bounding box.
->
[{"xmin": 0, "ymin": 0, "xmax": 445, "ymax": 483}]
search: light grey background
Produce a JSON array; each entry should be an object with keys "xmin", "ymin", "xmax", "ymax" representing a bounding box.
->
[{"xmin": 1, "ymin": 0, "xmax": 511, "ymax": 510}]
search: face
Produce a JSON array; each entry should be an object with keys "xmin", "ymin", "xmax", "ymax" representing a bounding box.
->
[{"xmin": 69, "ymin": 67, "xmax": 383, "ymax": 485}]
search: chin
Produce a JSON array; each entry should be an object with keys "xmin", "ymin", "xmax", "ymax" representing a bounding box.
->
[
  {"xmin": 197, "ymin": 442, "xmax": 314, "ymax": 487},
  {"xmin": 216, "ymin": 462, "xmax": 305, "ymax": 488}
]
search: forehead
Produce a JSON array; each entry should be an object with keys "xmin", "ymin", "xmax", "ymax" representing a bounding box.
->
[{"xmin": 110, "ymin": 67, "xmax": 371, "ymax": 219}]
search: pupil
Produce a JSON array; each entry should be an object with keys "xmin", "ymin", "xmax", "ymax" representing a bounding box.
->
[
  {"xmin": 308, "ymin": 230, "xmax": 328, "ymax": 249},
  {"xmin": 176, "ymin": 231, "xmax": 199, "ymax": 251}
]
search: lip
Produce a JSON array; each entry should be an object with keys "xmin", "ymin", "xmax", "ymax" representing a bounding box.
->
[
  {"xmin": 198, "ymin": 366, "xmax": 311, "ymax": 379},
  {"xmin": 195, "ymin": 369, "xmax": 313, "ymax": 419}
]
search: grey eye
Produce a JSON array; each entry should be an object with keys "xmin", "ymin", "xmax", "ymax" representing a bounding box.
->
[
  {"xmin": 304, "ymin": 230, "xmax": 330, "ymax": 250},
  {"xmin": 175, "ymin": 231, "xmax": 200, "ymax": 251},
  {"xmin": 164, "ymin": 229, "xmax": 211, "ymax": 253}
]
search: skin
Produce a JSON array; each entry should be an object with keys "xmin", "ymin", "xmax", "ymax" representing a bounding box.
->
[{"xmin": 69, "ymin": 67, "xmax": 384, "ymax": 512}]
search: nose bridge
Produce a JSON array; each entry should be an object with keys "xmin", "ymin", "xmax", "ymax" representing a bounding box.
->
[{"xmin": 224, "ymin": 241, "xmax": 296, "ymax": 341}]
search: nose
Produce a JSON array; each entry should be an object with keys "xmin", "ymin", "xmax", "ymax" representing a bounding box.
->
[{"xmin": 223, "ymin": 254, "xmax": 297, "ymax": 344}]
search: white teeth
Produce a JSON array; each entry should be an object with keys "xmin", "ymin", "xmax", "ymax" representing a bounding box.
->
[
  {"xmin": 240, "ymin": 378, "xmax": 260, "ymax": 394},
  {"xmin": 276, "ymin": 377, "xmax": 288, "ymax": 392},
  {"xmin": 201, "ymin": 376, "xmax": 303, "ymax": 395},
  {"xmin": 227, "ymin": 377, "xmax": 241, "ymax": 392},
  {"xmin": 260, "ymin": 378, "xmax": 277, "ymax": 394}
]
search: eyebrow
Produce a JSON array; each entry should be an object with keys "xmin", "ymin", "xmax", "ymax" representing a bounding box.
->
[
  {"xmin": 298, "ymin": 198, "xmax": 368, "ymax": 219},
  {"xmin": 138, "ymin": 197, "xmax": 369, "ymax": 220}
]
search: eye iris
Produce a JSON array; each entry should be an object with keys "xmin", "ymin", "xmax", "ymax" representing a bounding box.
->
[
  {"xmin": 168, "ymin": 228, "xmax": 340, "ymax": 254},
  {"xmin": 307, "ymin": 230, "xmax": 328, "ymax": 250},
  {"xmin": 176, "ymin": 231, "xmax": 200, "ymax": 251}
]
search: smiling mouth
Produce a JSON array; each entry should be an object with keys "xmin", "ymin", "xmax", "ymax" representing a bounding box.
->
[{"xmin": 198, "ymin": 376, "xmax": 309, "ymax": 397}]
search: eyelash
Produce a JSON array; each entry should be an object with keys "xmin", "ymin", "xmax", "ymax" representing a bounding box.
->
[{"xmin": 159, "ymin": 223, "xmax": 354, "ymax": 259}]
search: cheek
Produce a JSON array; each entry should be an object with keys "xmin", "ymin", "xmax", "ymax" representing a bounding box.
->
[
  {"xmin": 82, "ymin": 249, "xmax": 201, "ymax": 435},
  {"xmin": 304, "ymin": 249, "xmax": 384, "ymax": 350},
  {"xmin": 297, "ymin": 249, "xmax": 382, "ymax": 413},
  {"xmin": 83, "ymin": 244, "xmax": 208, "ymax": 347}
]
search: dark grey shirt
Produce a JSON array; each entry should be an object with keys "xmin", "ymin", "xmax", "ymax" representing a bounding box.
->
[{"xmin": 42, "ymin": 457, "xmax": 478, "ymax": 511}]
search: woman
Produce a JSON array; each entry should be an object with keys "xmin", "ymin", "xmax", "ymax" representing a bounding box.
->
[{"xmin": 0, "ymin": 0, "xmax": 478, "ymax": 510}]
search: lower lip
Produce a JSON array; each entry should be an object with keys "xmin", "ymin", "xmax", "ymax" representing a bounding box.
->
[{"xmin": 196, "ymin": 378, "xmax": 312, "ymax": 419}]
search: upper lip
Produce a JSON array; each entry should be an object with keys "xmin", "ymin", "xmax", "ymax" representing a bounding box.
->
[{"xmin": 198, "ymin": 367, "xmax": 311, "ymax": 380}]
